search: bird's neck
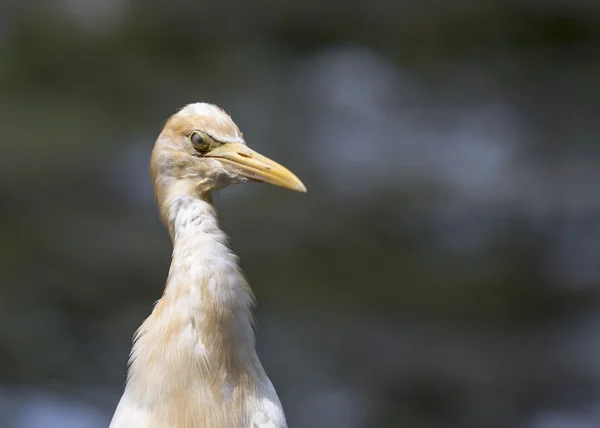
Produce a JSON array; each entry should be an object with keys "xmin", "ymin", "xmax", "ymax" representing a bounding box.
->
[
  {"xmin": 115, "ymin": 194, "xmax": 287, "ymax": 428},
  {"xmin": 165, "ymin": 195, "xmax": 257, "ymax": 359},
  {"xmin": 126, "ymin": 195, "xmax": 259, "ymax": 405}
]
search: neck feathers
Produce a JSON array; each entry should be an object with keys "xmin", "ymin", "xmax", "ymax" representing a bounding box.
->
[
  {"xmin": 164, "ymin": 196, "xmax": 257, "ymax": 363},
  {"xmin": 121, "ymin": 195, "xmax": 264, "ymax": 427}
]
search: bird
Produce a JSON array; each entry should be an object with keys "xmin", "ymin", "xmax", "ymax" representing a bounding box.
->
[{"xmin": 109, "ymin": 102, "xmax": 306, "ymax": 428}]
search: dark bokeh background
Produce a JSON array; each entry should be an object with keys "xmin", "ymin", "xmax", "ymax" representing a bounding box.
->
[{"xmin": 1, "ymin": 1, "xmax": 600, "ymax": 427}]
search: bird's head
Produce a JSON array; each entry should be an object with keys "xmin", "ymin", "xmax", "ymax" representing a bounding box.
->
[{"xmin": 151, "ymin": 103, "xmax": 306, "ymax": 216}]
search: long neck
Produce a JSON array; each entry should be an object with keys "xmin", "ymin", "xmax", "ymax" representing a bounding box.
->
[
  {"xmin": 113, "ymin": 193, "xmax": 287, "ymax": 428},
  {"xmin": 124, "ymin": 195, "xmax": 260, "ymax": 422},
  {"xmin": 166, "ymin": 195, "xmax": 257, "ymax": 362}
]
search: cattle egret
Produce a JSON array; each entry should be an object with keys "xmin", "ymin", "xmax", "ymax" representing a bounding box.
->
[{"xmin": 109, "ymin": 103, "xmax": 305, "ymax": 428}]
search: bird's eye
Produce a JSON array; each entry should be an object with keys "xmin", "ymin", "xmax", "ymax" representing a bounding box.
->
[{"xmin": 190, "ymin": 132, "xmax": 210, "ymax": 152}]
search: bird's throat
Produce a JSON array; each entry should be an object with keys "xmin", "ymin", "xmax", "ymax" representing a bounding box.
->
[{"xmin": 126, "ymin": 196, "xmax": 258, "ymax": 404}]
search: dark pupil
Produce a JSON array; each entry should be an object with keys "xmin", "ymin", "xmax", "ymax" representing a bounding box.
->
[{"xmin": 192, "ymin": 133, "xmax": 207, "ymax": 148}]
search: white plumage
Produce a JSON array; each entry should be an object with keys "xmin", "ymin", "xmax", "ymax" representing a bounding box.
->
[{"xmin": 109, "ymin": 103, "xmax": 305, "ymax": 428}]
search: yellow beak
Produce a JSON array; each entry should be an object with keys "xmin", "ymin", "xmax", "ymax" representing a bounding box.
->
[{"xmin": 206, "ymin": 143, "xmax": 307, "ymax": 193}]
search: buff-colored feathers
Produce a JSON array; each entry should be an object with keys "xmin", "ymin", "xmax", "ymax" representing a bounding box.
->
[
  {"xmin": 110, "ymin": 103, "xmax": 291, "ymax": 428},
  {"xmin": 150, "ymin": 104, "xmax": 246, "ymax": 235},
  {"xmin": 166, "ymin": 104, "xmax": 244, "ymax": 143}
]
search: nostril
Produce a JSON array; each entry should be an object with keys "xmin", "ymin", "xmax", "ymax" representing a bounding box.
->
[{"xmin": 238, "ymin": 152, "xmax": 252, "ymax": 159}]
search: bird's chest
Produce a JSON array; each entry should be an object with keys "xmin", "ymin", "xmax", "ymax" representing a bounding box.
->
[
  {"xmin": 113, "ymin": 370, "xmax": 286, "ymax": 428},
  {"xmin": 120, "ymin": 311, "xmax": 283, "ymax": 427}
]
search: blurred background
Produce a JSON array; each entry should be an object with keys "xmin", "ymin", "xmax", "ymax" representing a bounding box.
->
[{"xmin": 1, "ymin": 0, "xmax": 600, "ymax": 427}]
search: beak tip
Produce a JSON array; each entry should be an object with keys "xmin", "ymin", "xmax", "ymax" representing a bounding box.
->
[{"xmin": 292, "ymin": 180, "xmax": 307, "ymax": 193}]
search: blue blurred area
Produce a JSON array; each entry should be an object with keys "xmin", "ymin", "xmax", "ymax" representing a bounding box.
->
[{"xmin": 1, "ymin": 1, "xmax": 599, "ymax": 427}]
